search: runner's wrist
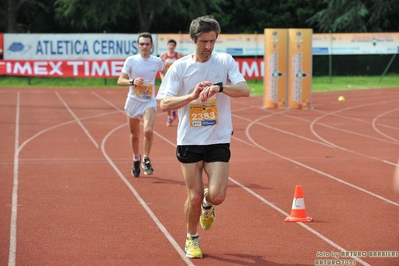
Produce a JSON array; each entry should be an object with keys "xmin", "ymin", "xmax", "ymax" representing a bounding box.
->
[{"xmin": 214, "ymin": 82, "xmax": 223, "ymax": 93}]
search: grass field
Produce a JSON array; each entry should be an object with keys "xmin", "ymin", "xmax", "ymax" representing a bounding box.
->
[{"xmin": 0, "ymin": 75, "xmax": 398, "ymax": 96}]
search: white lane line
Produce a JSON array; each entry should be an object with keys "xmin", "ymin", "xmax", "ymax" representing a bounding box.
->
[
  {"xmin": 92, "ymin": 91, "xmax": 193, "ymax": 265},
  {"xmin": 229, "ymin": 177, "xmax": 371, "ymax": 265},
  {"xmin": 236, "ymin": 103, "xmax": 398, "ymax": 166},
  {"xmin": 18, "ymin": 112, "xmax": 119, "ymax": 152},
  {"xmin": 55, "ymin": 91, "xmax": 99, "ymax": 148},
  {"xmin": 8, "ymin": 92, "xmax": 20, "ymax": 266},
  {"xmin": 100, "ymin": 124, "xmax": 195, "ymax": 266},
  {"xmin": 10, "ymin": 88, "xmax": 207, "ymax": 266},
  {"xmin": 317, "ymin": 122, "xmax": 399, "ymax": 146},
  {"xmin": 7, "ymin": 94, "xmax": 119, "ymax": 266},
  {"xmin": 275, "ymin": 105, "xmax": 399, "ymax": 144},
  {"xmin": 234, "ymin": 109, "xmax": 399, "ymax": 265},
  {"xmin": 93, "ymin": 91, "xmax": 392, "ymax": 265},
  {"xmin": 372, "ymin": 108, "xmax": 399, "ymax": 143},
  {"xmin": 90, "ymin": 91, "xmax": 125, "ymax": 115},
  {"xmin": 310, "ymin": 99, "xmax": 399, "ymax": 166},
  {"xmin": 245, "ymin": 114, "xmax": 399, "ymax": 207},
  {"xmin": 256, "ymin": 106, "xmax": 398, "ymax": 166},
  {"xmin": 237, "ymin": 111, "xmax": 394, "ymax": 264}
]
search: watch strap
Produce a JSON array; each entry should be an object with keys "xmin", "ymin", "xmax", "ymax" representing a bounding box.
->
[{"xmin": 214, "ymin": 82, "xmax": 223, "ymax": 93}]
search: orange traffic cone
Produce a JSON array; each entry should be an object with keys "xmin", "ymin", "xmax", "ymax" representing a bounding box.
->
[{"xmin": 285, "ymin": 185, "xmax": 312, "ymax": 222}]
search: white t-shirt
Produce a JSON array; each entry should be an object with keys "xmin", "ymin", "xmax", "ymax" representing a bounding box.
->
[
  {"xmin": 122, "ymin": 54, "xmax": 164, "ymax": 102},
  {"xmin": 157, "ymin": 52, "xmax": 246, "ymax": 145}
]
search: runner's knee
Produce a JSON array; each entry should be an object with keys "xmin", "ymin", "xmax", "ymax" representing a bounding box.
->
[{"xmin": 208, "ymin": 191, "xmax": 226, "ymax": 206}]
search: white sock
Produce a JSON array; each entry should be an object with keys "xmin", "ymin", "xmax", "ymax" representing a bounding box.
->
[
  {"xmin": 187, "ymin": 233, "xmax": 199, "ymax": 238},
  {"xmin": 134, "ymin": 154, "xmax": 141, "ymax": 161},
  {"xmin": 202, "ymin": 195, "xmax": 213, "ymax": 208}
]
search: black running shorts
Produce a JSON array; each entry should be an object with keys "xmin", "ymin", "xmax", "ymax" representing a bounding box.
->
[{"xmin": 176, "ymin": 143, "xmax": 231, "ymax": 163}]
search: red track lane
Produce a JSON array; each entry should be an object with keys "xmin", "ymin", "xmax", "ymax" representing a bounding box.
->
[{"xmin": 1, "ymin": 87, "xmax": 399, "ymax": 266}]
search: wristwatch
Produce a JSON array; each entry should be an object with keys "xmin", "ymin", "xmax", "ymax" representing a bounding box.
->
[
  {"xmin": 129, "ymin": 79, "xmax": 134, "ymax": 85},
  {"xmin": 214, "ymin": 82, "xmax": 223, "ymax": 93}
]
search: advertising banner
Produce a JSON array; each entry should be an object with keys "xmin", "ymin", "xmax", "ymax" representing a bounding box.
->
[
  {"xmin": 263, "ymin": 29, "xmax": 288, "ymax": 108},
  {"xmin": 235, "ymin": 58, "xmax": 263, "ymax": 79},
  {"xmin": 214, "ymin": 34, "xmax": 263, "ymax": 55},
  {"xmin": 157, "ymin": 33, "xmax": 264, "ymax": 56},
  {"xmin": 287, "ymin": 29, "xmax": 312, "ymax": 109},
  {"xmin": 3, "ymin": 33, "xmax": 265, "ymax": 60},
  {"xmin": 3, "ymin": 34, "xmax": 152, "ymax": 60},
  {"xmin": 0, "ymin": 58, "xmax": 265, "ymax": 79},
  {"xmin": 3, "ymin": 32, "xmax": 398, "ymax": 60},
  {"xmin": 312, "ymin": 33, "xmax": 399, "ymax": 55},
  {"xmin": 157, "ymin": 34, "xmax": 195, "ymax": 55},
  {"xmin": 159, "ymin": 33, "xmax": 399, "ymax": 56},
  {"xmin": 0, "ymin": 60, "xmax": 125, "ymax": 77}
]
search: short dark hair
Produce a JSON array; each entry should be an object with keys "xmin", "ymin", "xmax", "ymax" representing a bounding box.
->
[
  {"xmin": 167, "ymin": 39, "xmax": 177, "ymax": 46},
  {"xmin": 189, "ymin": 15, "xmax": 221, "ymax": 42},
  {"xmin": 137, "ymin": 32, "xmax": 153, "ymax": 43}
]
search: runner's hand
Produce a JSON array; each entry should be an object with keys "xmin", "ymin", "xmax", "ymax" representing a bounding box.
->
[
  {"xmin": 199, "ymin": 82, "xmax": 218, "ymax": 102},
  {"xmin": 191, "ymin": 81, "xmax": 211, "ymax": 100}
]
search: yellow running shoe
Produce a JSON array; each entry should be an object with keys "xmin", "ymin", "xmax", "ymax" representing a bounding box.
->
[
  {"xmin": 200, "ymin": 188, "xmax": 216, "ymax": 230},
  {"xmin": 185, "ymin": 237, "xmax": 203, "ymax": 259}
]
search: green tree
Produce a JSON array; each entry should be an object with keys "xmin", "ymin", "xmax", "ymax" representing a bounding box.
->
[
  {"xmin": 0, "ymin": 0, "xmax": 398, "ymax": 33},
  {"xmin": 307, "ymin": 0, "xmax": 399, "ymax": 32},
  {"xmin": 54, "ymin": 0, "xmax": 133, "ymax": 32},
  {"xmin": 7, "ymin": 0, "xmax": 18, "ymax": 33},
  {"xmin": 0, "ymin": 0, "xmax": 8, "ymax": 32},
  {"xmin": 1, "ymin": 0, "xmax": 54, "ymax": 33},
  {"xmin": 53, "ymin": 0, "xmax": 225, "ymax": 33},
  {"xmin": 19, "ymin": 0, "xmax": 53, "ymax": 32},
  {"xmin": 210, "ymin": 0, "xmax": 321, "ymax": 33},
  {"xmin": 151, "ymin": 0, "xmax": 225, "ymax": 33}
]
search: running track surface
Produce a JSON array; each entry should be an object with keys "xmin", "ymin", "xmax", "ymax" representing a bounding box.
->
[{"xmin": 1, "ymin": 87, "xmax": 398, "ymax": 266}]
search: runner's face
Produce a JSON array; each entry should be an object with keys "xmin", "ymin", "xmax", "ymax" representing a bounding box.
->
[
  {"xmin": 137, "ymin": 37, "xmax": 152, "ymax": 57},
  {"xmin": 195, "ymin": 32, "xmax": 217, "ymax": 62},
  {"xmin": 167, "ymin": 42, "xmax": 176, "ymax": 52}
]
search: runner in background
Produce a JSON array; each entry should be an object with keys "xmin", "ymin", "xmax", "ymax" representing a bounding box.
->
[
  {"xmin": 117, "ymin": 32, "xmax": 164, "ymax": 177},
  {"xmin": 159, "ymin": 39, "xmax": 184, "ymax": 127}
]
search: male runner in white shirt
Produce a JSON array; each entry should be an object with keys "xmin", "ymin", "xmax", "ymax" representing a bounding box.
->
[
  {"xmin": 118, "ymin": 32, "xmax": 164, "ymax": 177},
  {"xmin": 157, "ymin": 15, "xmax": 250, "ymax": 259}
]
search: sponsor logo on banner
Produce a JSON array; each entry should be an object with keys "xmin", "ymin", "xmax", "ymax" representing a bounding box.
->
[
  {"xmin": 3, "ymin": 34, "xmax": 155, "ymax": 60},
  {"xmin": 0, "ymin": 59, "xmax": 265, "ymax": 79},
  {"xmin": 7, "ymin": 42, "xmax": 32, "ymax": 54},
  {"xmin": 0, "ymin": 60, "xmax": 124, "ymax": 77}
]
